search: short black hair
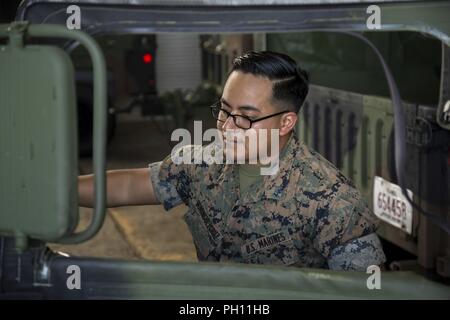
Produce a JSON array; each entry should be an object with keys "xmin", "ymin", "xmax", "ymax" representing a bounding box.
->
[{"xmin": 230, "ymin": 51, "xmax": 309, "ymax": 113}]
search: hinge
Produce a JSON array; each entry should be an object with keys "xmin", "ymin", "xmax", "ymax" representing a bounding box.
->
[{"xmin": 6, "ymin": 21, "xmax": 29, "ymax": 48}]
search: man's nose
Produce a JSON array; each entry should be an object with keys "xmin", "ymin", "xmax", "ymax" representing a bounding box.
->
[{"xmin": 222, "ymin": 115, "xmax": 238, "ymax": 130}]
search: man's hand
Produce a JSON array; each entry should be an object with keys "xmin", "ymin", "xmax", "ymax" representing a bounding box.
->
[{"xmin": 78, "ymin": 168, "xmax": 160, "ymax": 208}]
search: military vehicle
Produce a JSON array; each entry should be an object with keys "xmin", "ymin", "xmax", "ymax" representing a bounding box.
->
[{"xmin": 0, "ymin": 0, "xmax": 449, "ymax": 299}]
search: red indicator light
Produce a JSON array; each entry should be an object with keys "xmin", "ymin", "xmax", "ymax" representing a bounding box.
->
[{"xmin": 143, "ymin": 53, "xmax": 153, "ymax": 64}]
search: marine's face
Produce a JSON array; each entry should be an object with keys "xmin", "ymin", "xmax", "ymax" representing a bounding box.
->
[{"xmin": 218, "ymin": 71, "xmax": 285, "ymax": 163}]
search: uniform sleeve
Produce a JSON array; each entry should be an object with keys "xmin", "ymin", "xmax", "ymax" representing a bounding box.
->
[
  {"xmin": 327, "ymin": 233, "xmax": 386, "ymax": 271},
  {"xmin": 148, "ymin": 161, "xmax": 183, "ymax": 211},
  {"xmin": 148, "ymin": 145, "xmax": 196, "ymax": 211},
  {"xmin": 312, "ymin": 188, "xmax": 386, "ymax": 271}
]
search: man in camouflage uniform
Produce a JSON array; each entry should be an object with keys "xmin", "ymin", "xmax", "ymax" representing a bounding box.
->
[
  {"xmin": 79, "ymin": 51, "xmax": 386, "ymax": 270},
  {"xmin": 148, "ymin": 51, "xmax": 386, "ymax": 270}
]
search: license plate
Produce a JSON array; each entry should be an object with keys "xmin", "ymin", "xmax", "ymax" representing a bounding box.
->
[{"xmin": 373, "ymin": 176, "xmax": 413, "ymax": 234}]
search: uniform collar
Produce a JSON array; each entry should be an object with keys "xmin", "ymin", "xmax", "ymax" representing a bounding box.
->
[{"xmin": 237, "ymin": 132, "xmax": 301, "ymax": 204}]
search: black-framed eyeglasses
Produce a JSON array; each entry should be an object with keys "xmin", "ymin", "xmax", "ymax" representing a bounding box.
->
[{"xmin": 210, "ymin": 102, "xmax": 290, "ymax": 130}]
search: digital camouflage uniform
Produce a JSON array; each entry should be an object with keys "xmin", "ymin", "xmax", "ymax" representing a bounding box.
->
[{"xmin": 149, "ymin": 134, "xmax": 386, "ymax": 271}]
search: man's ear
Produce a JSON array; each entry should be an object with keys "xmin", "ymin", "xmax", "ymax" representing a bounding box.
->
[{"xmin": 279, "ymin": 112, "xmax": 297, "ymax": 137}]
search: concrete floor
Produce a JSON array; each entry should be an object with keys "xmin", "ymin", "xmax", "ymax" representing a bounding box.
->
[{"xmin": 51, "ymin": 114, "xmax": 202, "ymax": 262}]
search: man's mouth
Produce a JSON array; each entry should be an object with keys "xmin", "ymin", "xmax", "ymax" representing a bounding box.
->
[
  {"xmin": 222, "ymin": 131, "xmax": 246, "ymax": 146},
  {"xmin": 223, "ymin": 138, "xmax": 246, "ymax": 148}
]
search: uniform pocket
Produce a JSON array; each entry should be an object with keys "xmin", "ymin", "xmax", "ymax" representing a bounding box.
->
[{"xmin": 241, "ymin": 229, "xmax": 299, "ymax": 266}]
